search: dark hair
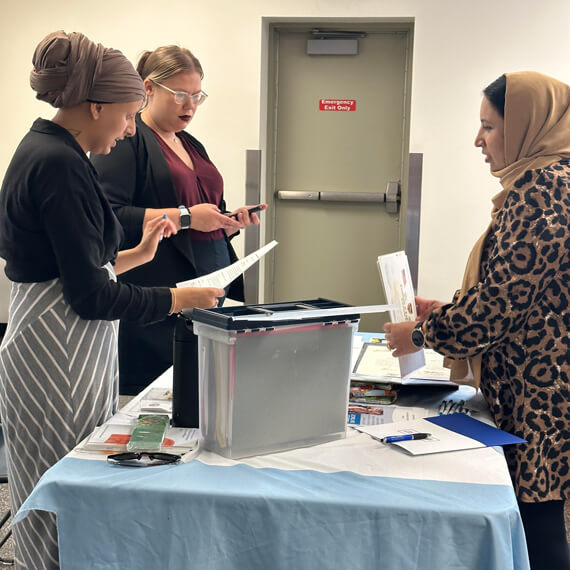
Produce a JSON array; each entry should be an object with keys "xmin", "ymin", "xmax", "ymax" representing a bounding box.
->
[
  {"xmin": 483, "ymin": 74, "xmax": 506, "ymax": 117},
  {"xmin": 136, "ymin": 45, "xmax": 204, "ymax": 82}
]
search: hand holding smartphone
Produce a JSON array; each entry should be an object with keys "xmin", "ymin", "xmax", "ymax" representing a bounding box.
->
[{"xmin": 226, "ymin": 204, "xmax": 266, "ymax": 220}]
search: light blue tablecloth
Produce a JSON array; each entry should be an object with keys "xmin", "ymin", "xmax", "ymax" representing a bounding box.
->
[{"xmin": 17, "ymin": 456, "xmax": 529, "ymax": 570}]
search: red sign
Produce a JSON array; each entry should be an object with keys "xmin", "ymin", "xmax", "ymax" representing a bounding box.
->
[{"xmin": 319, "ymin": 99, "xmax": 356, "ymax": 112}]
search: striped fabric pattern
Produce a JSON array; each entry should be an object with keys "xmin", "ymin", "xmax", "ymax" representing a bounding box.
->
[{"xmin": 0, "ymin": 273, "xmax": 118, "ymax": 569}]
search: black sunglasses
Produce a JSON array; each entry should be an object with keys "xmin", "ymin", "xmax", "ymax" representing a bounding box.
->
[{"xmin": 107, "ymin": 451, "xmax": 181, "ymax": 467}]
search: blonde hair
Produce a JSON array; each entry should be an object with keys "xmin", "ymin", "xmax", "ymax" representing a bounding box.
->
[{"xmin": 136, "ymin": 45, "xmax": 203, "ymax": 82}]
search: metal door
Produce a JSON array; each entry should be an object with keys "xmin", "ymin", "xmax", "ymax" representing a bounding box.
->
[{"xmin": 264, "ymin": 25, "xmax": 413, "ymax": 331}]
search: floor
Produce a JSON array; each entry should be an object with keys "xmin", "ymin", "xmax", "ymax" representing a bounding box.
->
[
  {"xmin": 0, "ymin": 396, "xmax": 137, "ymax": 565},
  {"xmin": 0, "ymin": 483, "xmax": 567, "ymax": 566},
  {"xmin": 0, "ymin": 483, "xmax": 13, "ymax": 565}
]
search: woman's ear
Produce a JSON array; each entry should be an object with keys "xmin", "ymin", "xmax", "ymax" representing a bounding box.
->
[
  {"xmin": 89, "ymin": 102, "xmax": 104, "ymax": 120},
  {"xmin": 143, "ymin": 79, "xmax": 154, "ymax": 98}
]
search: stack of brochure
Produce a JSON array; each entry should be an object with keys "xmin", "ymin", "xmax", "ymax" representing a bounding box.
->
[
  {"xmin": 347, "ymin": 399, "xmax": 476, "ymax": 426},
  {"xmin": 79, "ymin": 422, "xmax": 199, "ymax": 455},
  {"xmin": 350, "ymin": 380, "xmax": 397, "ymax": 405}
]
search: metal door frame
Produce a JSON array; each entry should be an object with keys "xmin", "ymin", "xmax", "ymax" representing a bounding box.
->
[{"xmin": 247, "ymin": 18, "xmax": 419, "ymax": 303}]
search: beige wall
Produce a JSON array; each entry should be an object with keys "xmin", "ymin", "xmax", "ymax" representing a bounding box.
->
[{"xmin": 1, "ymin": 0, "xmax": 569, "ymax": 307}]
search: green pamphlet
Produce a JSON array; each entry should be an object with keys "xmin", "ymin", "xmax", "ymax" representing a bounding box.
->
[{"xmin": 126, "ymin": 414, "xmax": 170, "ymax": 452}]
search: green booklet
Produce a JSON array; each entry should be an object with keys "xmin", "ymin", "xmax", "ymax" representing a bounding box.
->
[{"xmin": 126, "ymin": 414, "xmax": 170, "ymax": 452}]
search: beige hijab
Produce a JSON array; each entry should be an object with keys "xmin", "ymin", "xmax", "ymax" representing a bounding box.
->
[
  {"xmin": 30, "ymin": 30, "xmax": 145, "ymax": 108},
  {"xmin": 447, "ymin": 71, "xmax": 570, "ymax": 388}
]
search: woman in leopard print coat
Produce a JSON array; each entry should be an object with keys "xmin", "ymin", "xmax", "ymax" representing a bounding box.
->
[{"xmin": 385, "ymin": 72, "xmax": 570, "ymax": 570}]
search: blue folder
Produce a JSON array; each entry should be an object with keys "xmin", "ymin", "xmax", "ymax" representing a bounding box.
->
[{"xmin": 426, "ymin": 413, "xmax": 526, "ymax": 447}]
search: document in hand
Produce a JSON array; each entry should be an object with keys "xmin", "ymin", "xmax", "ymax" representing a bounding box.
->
[
  {"xmin": 377, "ymin": 251, "xmax": 426, "ymax": 378},
  {"xmin": 355, "ymin": 413, "xmax": 526, "ymax": 455},
  {"xmin": 176, "ymin": 240, "xmax": 278, "ymax": 288}
]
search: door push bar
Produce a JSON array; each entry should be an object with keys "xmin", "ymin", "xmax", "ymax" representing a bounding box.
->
[{"xmin": 276, "ymin": 182, "xmax": 400, "ymax": 214}]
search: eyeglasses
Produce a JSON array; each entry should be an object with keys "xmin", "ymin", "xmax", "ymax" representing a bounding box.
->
[
  {"xmin": 107, "ymin": 451, "xmax": 181, "ymax": 467},
  {"xmin": 153, "ymin": 81, "xmax": 208, "ymax": 106}
]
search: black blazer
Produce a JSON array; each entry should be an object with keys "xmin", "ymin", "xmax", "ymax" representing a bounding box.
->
[{"xmin": 91, "ymin": 115, "xmax": 244, "ymax": 300}]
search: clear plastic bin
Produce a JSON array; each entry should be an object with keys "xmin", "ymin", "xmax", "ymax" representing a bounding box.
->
[{"xmin": 192, "ymin": 300, "xmax": 359, "ymax": 458}]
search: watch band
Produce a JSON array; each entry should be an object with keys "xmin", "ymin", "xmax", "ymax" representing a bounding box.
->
[{"xmin": 178, "ymin": 205, "xmax": 191, "ymax": 230}]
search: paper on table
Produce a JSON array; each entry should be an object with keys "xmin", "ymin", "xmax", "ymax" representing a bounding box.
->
[
  {"xmin": 348, "ymin": 404, "xmax": 443, "ymax": 425},
  {"xmin": 355, "ymin": 414, "xmax": 525, "ymax": 455},
  {"xmin": 79, "ymin": 423, "xmax": 200, "ymax": 454},
  {"xmin": 177, "ymin": 240, "xmax": 278, "ymax": 288},
  {"xmin": 355, "ymin": 418, "xmax": 483, "ymax": 455},
  {"xmin": 377, "ymin": 251, "xmax": 425, "ymax": 379}
]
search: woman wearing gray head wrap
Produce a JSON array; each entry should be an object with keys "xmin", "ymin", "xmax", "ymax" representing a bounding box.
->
[
  {"xmin": 27, "ymin": 30, "xmax": 148, "ymax": 156},
  {"xmin": 0, "ymin": 31, "xmax": 222, "ymax": 568},
  {"xmin": 30, "ymin": 30, "xmax": 147, "ymax": 108}
]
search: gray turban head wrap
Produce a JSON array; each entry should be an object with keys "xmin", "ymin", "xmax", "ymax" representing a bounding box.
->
[{"xmin": 30, "ymin": 30, "xmax": 146, "ymax": 108}]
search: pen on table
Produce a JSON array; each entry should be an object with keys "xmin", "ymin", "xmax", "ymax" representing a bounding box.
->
[
  {"xmin": 381, "ymin": 433, "xmax": 431, "ymax": 443},
  {"xmin": 159, "ymin": 213, "xmax": 167, "ymax": 241},
  {"xmin": 351, "ymin": 427, "xmax": 431, "ymax": 445}
]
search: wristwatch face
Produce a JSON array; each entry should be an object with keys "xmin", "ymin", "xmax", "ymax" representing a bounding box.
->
[
  {"xmin": 179, "ymin": 207, "xmax": 190, "ymax": 229},
  {"xmin": 411, "ymin": 327, "xmax": 425, "ymax": 348}
]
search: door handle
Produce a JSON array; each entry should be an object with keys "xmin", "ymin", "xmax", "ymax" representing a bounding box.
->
[
  {"xmin": 276, "ymin": 182, "xmax": 400, "ymax": 213},
  {"xmin": 275, "ymin": 191, "xmax": 319, "ymax": 201}
]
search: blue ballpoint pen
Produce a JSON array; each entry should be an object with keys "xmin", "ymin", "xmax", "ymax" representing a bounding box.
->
[{"xmin": 381, "ymin": 433, "xmax": 431, "ymax": 443}]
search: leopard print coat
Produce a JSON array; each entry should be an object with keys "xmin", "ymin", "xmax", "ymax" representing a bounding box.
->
[{"xmin": 425, "ymin": 161, "xmax": 570, "ymax": 503}]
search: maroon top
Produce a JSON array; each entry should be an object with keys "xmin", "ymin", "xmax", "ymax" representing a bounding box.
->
[{"xmin": 153, "ymin": 131, "xmax": 224, "ymax": 241}]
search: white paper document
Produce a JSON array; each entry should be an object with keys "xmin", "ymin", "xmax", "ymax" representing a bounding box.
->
[
  {"xmin": 377, "ymin": 251, "xmax": 426, "ymax": 379},
  {"xmin": 177, "ymin": 240, "xmax": 278, "ymax": 289},
  {"xmin": 354, "ymin": 418, "xmax": 483, "ymax": 456},
  {"xmin": 352, "ymin": 343, "xmax": 452, "ymax": 385}
]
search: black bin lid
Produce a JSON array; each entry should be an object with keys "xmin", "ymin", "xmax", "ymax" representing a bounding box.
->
[{"xmin": 185, "ymin": 298, "xmax": 360, "ymax": 330}]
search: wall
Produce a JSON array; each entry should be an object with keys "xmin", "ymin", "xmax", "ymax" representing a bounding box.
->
[{"xmin": 1, "ymin": 0, "xmax": 569, "ymax": 303}]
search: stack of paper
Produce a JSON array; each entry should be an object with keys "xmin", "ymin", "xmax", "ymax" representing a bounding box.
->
[{"xmin": 79, "ymin": 423, "xmax": 199, "ymax": 455}]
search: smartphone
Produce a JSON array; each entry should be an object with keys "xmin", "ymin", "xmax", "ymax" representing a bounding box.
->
[{"xmin": 226, "ymin": 205, "xmax": 264, "ymax": 220}]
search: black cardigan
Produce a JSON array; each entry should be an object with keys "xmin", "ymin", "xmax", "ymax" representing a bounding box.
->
[
  {"xmin": 0, "ymin": 119, "xmax": 171, "ymax": 323},
  {"xmin": 91, "ymin": 115, "xmax": 244, "ymax": 300}
]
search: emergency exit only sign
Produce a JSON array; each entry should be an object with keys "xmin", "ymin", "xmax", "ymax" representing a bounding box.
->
[{"xmin": 319, "ymin": 99, "xmax": 356, "ymax": 111}]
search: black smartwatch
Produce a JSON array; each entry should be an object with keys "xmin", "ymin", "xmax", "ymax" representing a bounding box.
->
[
  {"xmin": 178, "ymin": 205, "xmax": 191, "ymax": 230},
  {"xmin": 411, "ymin": 321, "xmax": 426, "ymax": 348}
]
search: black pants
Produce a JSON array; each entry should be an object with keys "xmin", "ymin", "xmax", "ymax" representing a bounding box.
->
[{"xmin": 518, "ymin": 499, "xmax": 570, "ymax": 570}]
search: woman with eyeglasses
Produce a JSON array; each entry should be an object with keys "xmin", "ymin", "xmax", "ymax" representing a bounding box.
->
[{"xmin": 92, "ymin": 45, "xmax": 266, "ymax": 396}]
